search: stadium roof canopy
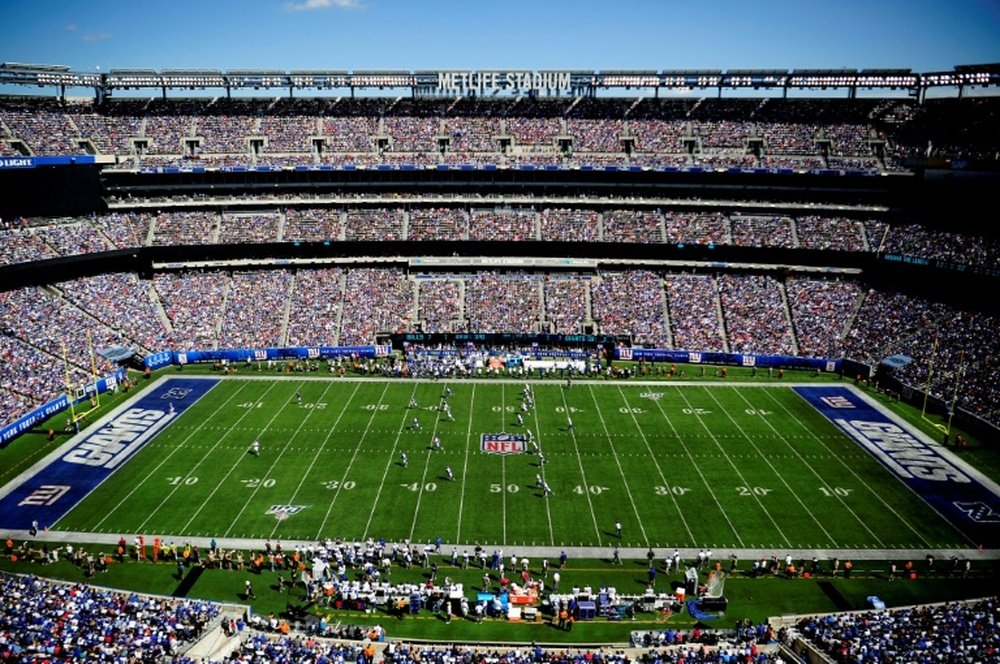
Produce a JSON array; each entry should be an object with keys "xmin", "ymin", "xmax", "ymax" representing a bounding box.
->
[{"xmin": 1, "ymin": 63, "xmax": 997, "ymax": 98}]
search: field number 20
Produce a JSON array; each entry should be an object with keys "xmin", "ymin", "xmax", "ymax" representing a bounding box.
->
[{"xmin": 737, "ymin": 485, "xmax": 771, "ymax": 496}]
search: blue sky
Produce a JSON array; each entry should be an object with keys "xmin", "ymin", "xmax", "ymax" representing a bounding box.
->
[{"xmin": 2, "ymin": 0, "xmax": 998, "ymax": 75}]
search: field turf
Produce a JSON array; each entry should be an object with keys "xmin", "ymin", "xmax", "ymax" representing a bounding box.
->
[{"xmin": 49, "ymin": 376, "xmax": 972, "ymax": 551}]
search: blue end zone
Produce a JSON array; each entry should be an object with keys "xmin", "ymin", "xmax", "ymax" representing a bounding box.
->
[
  {"xmin": 795, "ymin": 386, "xmax": 1000, "ymax": 548},
  {"xmin": 0, "ymin": 377, "xmax": 219, "ymax": 530}
]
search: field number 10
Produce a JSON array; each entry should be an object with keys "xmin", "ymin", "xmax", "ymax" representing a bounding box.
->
[{"xmin": 818, "ymin": 487, "xmax": 853, "ymax": 497}]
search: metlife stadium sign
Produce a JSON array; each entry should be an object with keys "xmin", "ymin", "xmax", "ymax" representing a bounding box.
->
[{"xmin": 436, "ymin": 70, "xmax": 572, "ymax": 93}]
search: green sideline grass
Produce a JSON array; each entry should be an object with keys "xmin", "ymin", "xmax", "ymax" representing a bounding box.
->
[{"xmin": 1, "ymin": 547, "xmax": 997, "ymax": 643}]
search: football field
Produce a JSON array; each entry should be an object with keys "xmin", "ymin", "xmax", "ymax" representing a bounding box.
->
[{"xmin": 20, "ymin": 376, "xmax": 991, "ymax": 551}]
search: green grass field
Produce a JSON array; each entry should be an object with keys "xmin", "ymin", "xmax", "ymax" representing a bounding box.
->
[{"xmin": 51, "ymin": 376, "xmax": 970, "ymax": 551}]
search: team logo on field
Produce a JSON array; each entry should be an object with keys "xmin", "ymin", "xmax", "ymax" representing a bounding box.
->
[
  {"xmin": 954, "ymin": 501, "xmax": 1000, "ymax": 524},
  {"xmin": 640, "ymin": 392, "xmax": 664, "ymax": 401},
  {"xmin": 821, "ymin": 395, "xmax": 855, "ymax": 409},
  {"xmin": 266, "ymin": 504, "xmax": 306, "ymax": 521},
  {"xmin": 18, "ymin": 484, "xmax": 71, "ymax": 507},
  {"xmin": 481, "ymin": 433, "xmax": 526, "ymax": 455},
  {"xmin": 162, "ymin": 387, "xmax": 192, "ymax": 400}
]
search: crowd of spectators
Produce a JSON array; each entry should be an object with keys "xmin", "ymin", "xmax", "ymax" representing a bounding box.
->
[
  {"xmin": 407, "ymin": 207, "xmax": 470, "ymax": 242},
  {"xmin": 891, "ymin": 307, "xmax": 1000, "ymax": 425},
  {"xmin": 0, "ymin": 226, "xmax": 58, "ymax": 266},
  {"xmin": 196, "ymin": 105, "xmax": 261, "ymax": 155},
  {"xmin": 2, "ymin": 95, "xmax": 995, "ymax": 172},
  {"xmin": 285, "ymin": 268, "xmax": 346, "ymax": 347},
  {"xmin": 469, "ymin": 208, "xmax": 538, "ymax": 241},
  {"xmin": 417, "ymin": 278, "xmax": 463, "ymax": 334},
  {"xmin": 218, "ymin": 213, "xmax": 281, "ymax": 244},
  {"xmin": 235, "ymin": 633, "xmax": 368, "ymax": 664},
  {"xmin": 1, "ymin": 262, "xmax": 999, "ymax": 430},
  {"xmin": 666, "ymin": 275, "xmax": 725, "ymax": 352},
  {"xmin": 0, "ymin": 333, "xmax": 67, "ymax": 424},
  {"xmin": 729, "ymin": 215, "xmax": 795, "ymax": 249},
  {"xmin": 345, "ymin": 208, "xmax": 404, "ymax": 241},
  {"xmin": 282, "ymin": 208, "xmax": 344, "ymax": 243},
  {"xmin": 218, "ymin": 271, "xmax": 293, "ymax": 349},
  {"xmin": 0, "ymin": 573, "xmax": 219, "ymax": 662},
  {"xmin": 603, "ymin": 209, "xmax": 664, "ymax": 244},
  {"xmin": 882, "ymin": 223, "xmax": 1000, "ymax": 270},
  {"xmin": 339, "ymin": 268, "xmax": 413, "ymax": 345},
  {"xmin": 57, "ymin": 273, "xmax": 170, "ymax": 352},
  {"xmin": 718, "ymin": 274, "xmax": 796, "ymax": 356},
  {"xmin": 543, "ymin": 275, "xmax": 590, "ymax": 335},
  {"xmin": 592, "ymin": 271, "xmax": 670, "ymax": 348},
  {"xmin": 5, "ymin": 207, "xmax": 995, "ymax": 267},
  {"xmin": 155, "ymin": 271, "xmax": 229, "ymax": 350},
  {"xmin": 259, "ymin": 112, "xmax": 319, "ymax": 155},
  {"xmin": 444, "ymin": 117, "xmax": 501, "ymax": 152},
  {"xmin": 795, "ymin": 216, "xmax": 867, "ymax": 252},
  {"xmin": 32, "ymin": 218, "xmax": 115, "ymax": 258},
  {"xmin": 665, "ymin": 212, "xmax": 730, "ymax": 246},
  {"xmin": 785, "ymin": 278, "xmax": 861, "ymax": 358},
  {"xmin": 794, "ymin": 597, "xmax": 999, "ymax": 662},
  {"xmin": 0, "ymin": 286, "xmax": 120, "ymax": 380},
  {"xmin": 0, "ymin": 99, "xmax": 82, "ymax": 155},
  {"xmin": 464, "ymin": 272, "xmax": 541, "ymax": 334},
  {"xmin": 151, "ymin": 210, "xmax": 218, "ymax": 246},
  {"xmin": 839, "ymin": 289, "xmax": 950, "ymax": 368},
  {"xmin": 541, "ymin": 208, "xmax": 601, "ymax": 242}
]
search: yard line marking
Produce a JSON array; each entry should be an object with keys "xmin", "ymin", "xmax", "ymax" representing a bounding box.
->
[
  {"xmin": 530, "ymin": 385, "xmax": 555, "ymax": 546},
  {"xmin": 769, "ymin": 388, "xmax": 935, "ymax": 548},
  {"xmin": 675, "ymin": 384, "xmax": 790, "ymax": 546},
  {"xmin": 409, "ymin": 384, "xmax": 448, "ymax": 541},
  {"xmin": 164, "ymin": 381, "xmax": 287, "ymax": 536},
  {"xmin": 221, "ymin": 381, "xmax": 324, "ymax": 537},
  {"xmin": 272, "ymin": 382, "xmax": 362, "ymax": 540},
  {"xmin": 559, "ymin": 386, "xmax": 602, "ymax": 545},
  {"xmin": 702, "ymin": 387, "xmax": 838, "ymax": 546},
  {"xmin": 729, "ymin": 386, "xmax": 885, "ymax": 547},
  {"xmin": 315, "ymin": 382, "xmax": 388, "ymax": 538},
  {"xmin": 587, "ymin": 385, "xmax": 648, "ymax": 546},
  {"xmin": 361, "ymin": 383, "xmax": 420, "ymax": 541},
  {"xmin": 455, "ymin": 384, "xmax": 477, "ymax": 544},
  {"xmin": 646, "ymin": 387, "xmax": 743, "ymax": 546},
  {"xmin": 613, "ymin": 385, "xmax": 695, "ymax": 545},
  {"xmin": 91, "ymin": 380, "xmax": 244, "ymax": 533},
  {"xmin": 501, "ymin": 385, "xmax": 509, "ymax": 545}
]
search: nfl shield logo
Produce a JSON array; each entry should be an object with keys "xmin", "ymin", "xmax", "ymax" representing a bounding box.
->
[
  {"xmin": 481, "ymin": 433, "xmax": 527, "ymax": 455},
  {"xmin": 266, "ymin": 505, "xmax": 305, "ymax": 521}
]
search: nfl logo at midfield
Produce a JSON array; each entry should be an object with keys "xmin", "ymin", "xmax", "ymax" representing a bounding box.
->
[{"xmin": 481, "ymin": 433, "xmax": 526, "ymax": 455}]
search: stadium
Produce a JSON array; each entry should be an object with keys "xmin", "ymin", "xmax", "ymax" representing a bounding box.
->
[{"xmin": 0, "ymin": 55, "xmax": 999, "ymax": 662}]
